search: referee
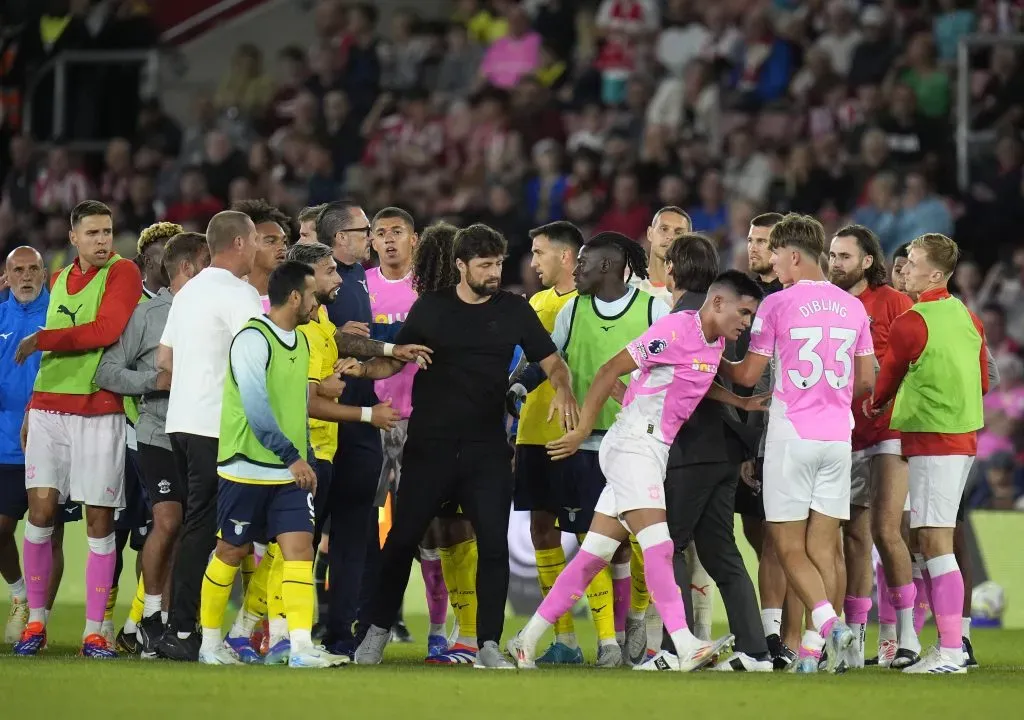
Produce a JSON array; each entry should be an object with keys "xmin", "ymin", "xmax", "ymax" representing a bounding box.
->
[{"xmin": 344, "ymin": 224, "xmax": 577, "ymax": 669}]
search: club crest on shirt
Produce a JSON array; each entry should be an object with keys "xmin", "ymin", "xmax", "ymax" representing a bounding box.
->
[{"xmin": 647, "ymin": 339, "xmax": 667, "ymax": 355}]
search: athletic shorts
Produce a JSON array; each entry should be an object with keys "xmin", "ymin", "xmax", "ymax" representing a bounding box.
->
[
  {"xmin": 513, "ymin": 443, "xmax": 564, "ymax": 514},
  {"xmin": 907, "ymin": 455, "xmax": 974, "ymax": 529},
  {"xmin": 313, "ymin": 458, "xmax": 334, "ymax": 526},
  {"xmin": 115, "ymin": 447, "xmax": 151, "ymax": 551},
  {"xmin": 374, "ymin": 419, "xmax": 408, "ymax": 507},
  {"xmin": 594, "ymin": 422, "xmax": 670, "ymax": 520},
  {"xmin": 0, "ymin": 464, "xmax": 28, "ymax": 520},
  {"xmin": 216, "ymin": 477, "xmax": 315, "ymax": 547},
  {"xmin": 763, "ymin": 438, "xmax": 852, "ymax": 522},
  {"xmin": 559, "ymin": 449, "xmax": 606, "ymax": 533},
  {"xmin": 733, "ymin": 457, "xmax": 766, "ymax": 519},
  {"xmin": 24, "ymin": 409, "xmax": 126, "ymax": 508},
  {"xmin": 137, "ymin": 442, "xmax": 185, "ymax": 506},
  {"xmin": 850, "ymin": 451, "xmax": 871, "ymax": 508}
]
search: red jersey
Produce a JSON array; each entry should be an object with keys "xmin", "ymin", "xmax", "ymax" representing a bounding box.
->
[
  {"xmin": 30, "ymin": 258, "xmax": 143, "ymax": 417},
  {"xmin": 851, "ymin": 283, "xmax": 914, "ymax": 451},
  {"xmin": 872, "ymin": 287, "xmax": 990, "ymax": 457}
]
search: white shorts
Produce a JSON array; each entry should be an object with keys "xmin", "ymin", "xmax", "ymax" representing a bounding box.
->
[
  {"xmin": 763, "ymin": 438, "xmax": 852, "ymax": 522},
  {"xmin": 908, "ymin": 455, "xmax": 974, "ymax": 529},
  {"xmin": 24, "ymin": 410, "xmax": 126, "ymax": 508},
  {"xmin": 863, "ymin": 439, "xmax": 901, "ymax": 457},
  {"xmin": 373, "ymin": 419, "xmax": 408, "ymax": 507},
  {"xmin": 850, "ymin": 450, "xmax": 871, "ymax": 508},
  {"xmin": 594, "ymin": 422, "xmax": 670, "ymax": 520}
]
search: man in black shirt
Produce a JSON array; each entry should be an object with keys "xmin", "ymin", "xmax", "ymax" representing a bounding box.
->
[{"xmin": 342, "ymin": 224, "xmax": 577, "ymax": 669}]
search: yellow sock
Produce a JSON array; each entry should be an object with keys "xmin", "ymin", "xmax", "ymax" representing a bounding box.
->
[
  {"xmin": 243, "ymin": 542, "xmax": 274, "ymax": 620},
  {"xmin": 104, "ymin": 585, "xmax": 119, "ymax": 623},
  {"xmin": 535, "ymin": 546, "xmax": 575, "ymax": 636},
  {"xmin": 240, "ymin": 552, "xmax": 256, "ymax": 596},
  {"xmin": 281, "ymin": 560, "xmax": 315, "ymax": 635},
  {"xmin": 267, "ymin": 549, "xmax": 285, "ymax": 627},
  {"xmin": 200, "ymin": 556, "xmax": 239, "ymax": 634},
  {"xmin": 453, "ymin": 539, "xmax": 478, "ymax": 640},
  {"xmin": 439, "ymin": 545, "xmax": 459, "ymax": 616},
  {"xmin": 629, "ymin": 535, "xmax": 649, "ymax": 614},
  {"xmin": 129, "ymin": 576, "xmax": 145, "ymax": 625},
  {"xmin": 575, "ymin": 534, "xmax": 615, "ymax": 642}
]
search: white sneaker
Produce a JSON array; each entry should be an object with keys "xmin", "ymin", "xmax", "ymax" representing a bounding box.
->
[
  {"xmin": 473, "ymin": 640, "xmax": 514, "ymax": 669},
  {"xmin": 876, "ymin": 639, "xmax": 897, "ymax": 668},
  {"xmin": 355, "ymin": 625, "xmax": 391, "ymax": 665},
  {"xmin": 713, "ymin": 652, "xmax": 774, "ymax": 672},
  {"xmin": 505, "ymin": 633, "xmax": 536, "ymax": 670},
  {"xmin": 634, "ymin": 649, "xmax": 679, "ymax": 671},
  {"xmin": 624, "ymin": 616, "xmax": 647, "ymax": 666},
  {"xmin": 5, "ymin": 596, "xmax": 28, "ymax": 643},
  {"xmin": 847, "ymin": 627, "xmax": 866, "ymax": 669},
  {"xmin": 676, "ymin": 634, "xmax": 735, "ymax": 672},
  {"xmin": 100, "ymin": 619, "xmax": 115, "ymax": 646},
  {"xmin": 902, "ymin": 646, "xmax": 966, "ymax": 675},
  {"xmin": 596, "ymin": 642, "xmax": 623, "ymax": 668},
  {"xmin": 199, "ymin": 645, "xmax": 243, "ymax": 665},
  {"xmin": 289, "ymin": 645, "xmax": 350, "ymax": 668}
]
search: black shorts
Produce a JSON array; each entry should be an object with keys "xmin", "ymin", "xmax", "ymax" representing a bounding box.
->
[
  {"xmin": 0, "ymin": 464, "xmax": 28, "ymax": 520},
  {"xmin": 216, "ymin": 477, "xmax": 315, "ymax": 547},
  {"xmin": 138, "ymin": 442, "xmax": 186, "ymax": 506},
  {"xmin": 957, "ymin": 492, "xmax": 966, "ymax": 523},
  {"xmin": 513, "ymin": 444, "xmax": 564, "ymax": 514},
  {"xmin": 558, "ymin": 449, "xmax": 606, "ymax": 534},
  {"xmin": 115, "ymin": 447, "xmax": 151, "ymax": 550},
  {"xmin": 733, "ymin": 457, "xmax": 766, "ymax": 519},
  {"xmin": 313, "ymin": 459, "xmax": 334, "ymax": 526}
]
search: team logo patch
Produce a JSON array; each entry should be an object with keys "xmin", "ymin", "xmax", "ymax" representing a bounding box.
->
[
  {"xmin": 230, "ymin": 519, "xmax": 250, "ymax": 536},
  {"xmin": 647, "ymin": 339, "xmax": 667, "ymax": 355},
  {"xmin": 157, "ymin": 479, "xmax": 171, "ymax": 495}
]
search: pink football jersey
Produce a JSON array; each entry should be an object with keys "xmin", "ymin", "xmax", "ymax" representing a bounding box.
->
[{"xmin": 367, "ymin": 267, "xmax": 417, "ymax": 419}]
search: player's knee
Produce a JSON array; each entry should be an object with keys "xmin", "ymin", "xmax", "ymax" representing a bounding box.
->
[
  {"xmin": 150, "ymin": 505, "xmax": 182, "ymax": 537},
  {"xmin": 635, "ymin": 523, "xmax": 673, "ymax": 555},
  {"xmin": 611, "ymin": 541, "xmax": 631, "ymax": 564},
  {"xmin": 529, "ymin": 514, "xmax": 559, "ymax": 550},
  {"xmin": 214, "ymin": 540, "xmax": 249, "ymax": 566}
]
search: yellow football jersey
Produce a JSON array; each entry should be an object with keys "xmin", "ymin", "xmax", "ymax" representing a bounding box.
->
[
  {"xmin": 297, "ymin": 305, "xmax": 339, "ymax": 462},
  {"xmin": 516, "ymin": 287, "xmax": 577, "ymax": 446}
]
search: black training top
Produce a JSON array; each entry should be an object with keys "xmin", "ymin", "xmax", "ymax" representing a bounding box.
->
[{"xmin": 396, "ymin": 287, "xmax": 556, "ymax": 441}]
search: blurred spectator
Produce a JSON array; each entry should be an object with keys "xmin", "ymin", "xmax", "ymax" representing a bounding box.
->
[
  {"xmin": 134, "ymin": 99, "xmax": 183, "ymax": 159},
  {"xmin": 100, "ymin": 138, "xmax": 133, "ymax": 205},
  {"xmin": 512, "ymin": 76, "xmax": 566, "ymax": 150},
  {"xmin": 655, "ymin": 0, "xmax": 708, "ymax": 78},
  {"xmin": 530, "ymin": 0, "xmax": 577, "ymax": 61},
  {"xmin": 201, "ymin": 130, "xmax": 249, "ymax": 204},
  {"xmin": 879, "ymin": 83, "xmax": 941, "ymax": 169},
  {"xmin": 480, "ymin": 4, "xmax": 541, "ymax": 89},
  {"xmin": 973, "ymin": 46, "xmax": 1024, "ymax": 132},
  {"xmin": 848, "ymin": 6, "xmax": 894, "ymax": 89},
  {"xmin": 723, "ymin": 127, "xmax": 772, "ymax": 206},
  {"xmin": 339, "ymin": 2, "xmax": 383, "ymax": 121},
  {"xmin": 563, "ymin": 147, "xmax": 606, "ymax": 228},
  {"xmin": 988, "ymin": 247, "xmax": 1024, "ymax": 345},
  {"xmin": 933, "ymin": 0, "xmax": 976, "ymax": 64},
  {"xmin": 467, "ymin": 87, "xmax": 524, "ymax": 186},
  {"xmin": 595, "ymin": 0, "xmax": 659, "ymax": 37},
  {"xmin": 981, "ymin": 302, "xmax": 1023, "ymax": 363},
  {"xmin": 321, "ymin": 90, "xmax": 363, "ymax": 183},
  {"xmin": 953, "ymin": 258, "xmax": 984, "ymax": 312},
  {"xmin": 875, "ymin": 170, "xmax": 954, "ymax": 256},
  {"xmin": 594, "ymin": 171, "xmax": 648, "ymax": 241},
  {"xmin": 266, "ymin": 46, "xmax": 311, "ymax": 133},
  {"xmin": 730, "ymin": 9, "xmax": 793, "ymax": 110},
  {"xmin": 969, "ymin": 452, "xmax": 1024, "ymax": 511},
  {"xmin": 33, "ymin": 145, "xmax": 91, "ymax": 214},
  {"xmin": 455, "ymin": 0, "xmax": 508, "ymax": 46},
  {"xmin": 215, "ymin": 43, "xmax": 274, "ymax": 120},
  {"xmin": 305, "ymin": 43, "xmax": 342, "ymax": 102},
  {"xmin": 435, "ymin": 22, "xmax": 484, "ymax": 104},
  {"xmin": 475, "ymin": 183, "xmax": 529, "ymax": 284},
  {"xmin": 893, "ymin": 31, "xmax": 950, "ymax": 120},
  {"xmin": 2, "ymin": 135, "xmax": 36, "ymax": 214},
  {"xmin": 687, "ymin": 169, "xmax": 727, "ymax": 240},
  {"xmin": 164, "ymin": 167, "xmax": 222, "ymax": 227},
  {"xmin": 380, "ymin": 10, "xmax": 432, "ymax": 94},
  {"xmin": 812, "ymin": 1, "xmax": 861, "ymax": 78},
  {"xmin": 119, "ymin": 172, "xmax": 158, "ymax": 236},
  {"xmin": 525, "ymin": 138, "xmax": 568, "ymax": 224},
  {"xmin": 767, "ymin": 141, "xmax": 831, "ymax": 215}
]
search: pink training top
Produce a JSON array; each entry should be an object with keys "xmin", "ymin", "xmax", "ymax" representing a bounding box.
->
[
  {"xmin": 621, "ymin": 310, "xmax": 726, "ymax": 444},
  {"xmin": 367, "ymin": 267, "xmax": 417, "ymax": 419},
  {"xmin": 260, "ymin": 295, "xmax": 271, "ymax": 314},
  {"xmin": 748, "ymin": 280, "xmax": 874, "ymax": 443}
]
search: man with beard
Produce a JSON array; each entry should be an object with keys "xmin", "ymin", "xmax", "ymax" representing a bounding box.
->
[
  {"xmin": 828, "ymin": 225, "xmax": 917, "ymax": 668},
  {"xmin": 347, "ymin": 223, "xmax": 577, "ymax": 669},
  {"xmin": 232, "ymin": 200, "xmax": 291, "ymax": 311}
]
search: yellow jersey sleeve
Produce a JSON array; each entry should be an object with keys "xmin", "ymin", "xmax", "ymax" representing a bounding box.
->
[
  {"xmin": 517, "ymin": 288, "xmax": 577, "ymax": 446},
  {"xmin": 298, "ymin": 307, "xmax": 340, "ymax": 462}
]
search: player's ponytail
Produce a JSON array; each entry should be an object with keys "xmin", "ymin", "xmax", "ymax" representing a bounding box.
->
[{"xmin": 616, "ymin": 234, "xmax": 649, "ymax": 281}]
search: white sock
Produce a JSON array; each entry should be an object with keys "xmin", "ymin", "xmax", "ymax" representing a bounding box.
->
[
  {"xmin": 269, "ymin": 617, "xmax": 288, "ymax": 646},
  {"xmin": 615, "ymin": 630, "xmax": 625, "ymax": 643},
  {"xmin": 897, "ymin": 607, "xmax": 920, "ymax": 652},
  {"xmin": 669, "ymin": 627, "xmax": 700, "ymax": 657},
  {"xmin": 627, "ymin": 609, "xmax": 645, "ymax": 622},
  {"xmin": 599, "ymin": 637, "xmax": 617, "ymax": 648},
  {"xmin": 554, "ymin": 632, "xmax": 578, "ymax": 650},
  {"xmin": 849, "ymin": 623, "xmax": 866, "ymax": 659},
  {"xmin": 9, "ymin": 576, "xmax": 26, "ymax": 601},
  {"xmin": 84, "ymin": 620, "xmax": 103, "ymax": 639},
  {"xmin": 229, "ymin": 609, "xmax": 260, "ymax": 638},
  {"xmin": 962, "ymin": 617, "xmax": 971, "ymax": 640},
  {"xmin": 879, "ymin": 623, "xmax": 897, "ymax": 642},
  {"xmin": 688, "ymin": 549, "xmax": 714, "ymax": 642},
  {"xmin": 290, "ymin": 628, "xmax": 313, "ymax": 652},
  {"xmin": 761, "ymin": 608, "xmax": 783, "ymax": 637},
  {"xmin": 455, "ymin": 635, "xmax": 477, "ymax": 649},
  {"xmin": 161, "ymin": 611, "xmax": 169, "ymax": 624},
  {"xmin": 519, "ymin": 613, "xmax": 552, "ymax": 653},
  {"xmin": 124, "ymin": 617, "xmax": 138, "ymax": 634},
  {"xmin": 810, "ymin": 603, "xmax": 837, "ymax": 635},
  {"xmin": 428, "ymin": 622, "xmax": 446, "ymax": 636},
  {"xmin": 143, "ymin": 593, "xmax": 162, "ymax": 618},
  {"xmin": 802, "ymin": 629, "xmax": 825, "ymax": 653},
  {"xmin": 200, "ymin": 628, "xmax": 222, "ymax": 653},
  {"xmin": 645, "ymin": 604, "xmax": 662, "ymax": 653}
]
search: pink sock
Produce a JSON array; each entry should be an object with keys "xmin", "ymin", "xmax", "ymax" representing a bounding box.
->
[
  {"xmin": 641, "ymin": 541, "xmax": 688, "ymax": 634},
  {"xmin": 537, "ymin": 550, "xmax": 606, "ymax": 624},
  {"xmin": 420, "ymin": 558, "xmax": 448, "ymax": 626},
  {"xmin": 929, "ymin": 568, "xmax": 965, "ymax": 650},
  {"xmin": 85, "ymin": 549, "xmax": 116, "ymax": 624},
  {"xmin": 876, "ymin": 563, "xmax": 896, "ymax": 624},
  {"xmin": 799, "ymin": 644, "xmax": 822, "ymax": 660},
  {"xmin": 612, "ymin": 576, "xmax": 629, "ymax": 633},
  {"xmin": 888, "ymin": 582, "xmax": 916, "ymax": 612},
  {"xmin": 843, "ymin": 595, "xmax": 872, "ymax": 625},
  {"xmin": 23, "ymin": 537, "xmax": 53, "ymax": 617}
]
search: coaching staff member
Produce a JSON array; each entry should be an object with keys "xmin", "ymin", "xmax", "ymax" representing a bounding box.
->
[{"xmin": 341, "ymin": 224, "xmax": 577, "ymax": 669}]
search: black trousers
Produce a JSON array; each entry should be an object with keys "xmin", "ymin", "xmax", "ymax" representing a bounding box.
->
[
  {"xmin": 661, "ymin": 461, "xmax": 768, "ymax": 658},
  {"xmin": 361, "ymin": 437, "xmax": 513, "ymax": 645},
  {"xmin": 167, "ymin": 432, "xmax": 219, "ymax": 633}
]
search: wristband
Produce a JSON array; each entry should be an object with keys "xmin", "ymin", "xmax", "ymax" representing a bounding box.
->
[
  {"xmin": 360, "ymin": 406, "xmax": 373, "ymax": 423},
  {"xmin": 383, "ymin": 343, "xmax": 395, "ymax": 357}
]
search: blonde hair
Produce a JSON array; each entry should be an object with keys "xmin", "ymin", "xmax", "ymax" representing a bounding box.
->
[
  {"xmin": 768, "ymin": 212, "xmax": 826, "ymax": 258},
  {"xmin": 909, "ymin": 233, "xmax": 960, "ymax": 277},
  {"xmin": 137, "ymin": 222, "xmax": 185, "ymax": 256}
]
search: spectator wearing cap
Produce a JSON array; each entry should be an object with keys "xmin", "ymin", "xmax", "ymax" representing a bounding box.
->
[{"xmin": 479, "ymin": 4, "xmax": 541, "ymax": 90}]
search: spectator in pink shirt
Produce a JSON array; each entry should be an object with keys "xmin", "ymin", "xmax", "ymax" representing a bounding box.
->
[{"xmin": 479, "ymin": 5, "xmax": 540, "ymax": 90}]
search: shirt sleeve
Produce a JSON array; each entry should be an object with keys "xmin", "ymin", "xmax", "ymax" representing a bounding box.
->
[
  {"xmin": 159, "ymin": 300, "xmax": 176, "ymax": 348},
  {"xmin": 394, "ymin": 295, "xmax": 429, "ymax": 346},
  {"xmin": 854, "ymin": 311, "xmax": 875, "ymax": 356},
  {"xmin": 747, "ymin": 295, "xmax": 777, "ymax": 357},
  {"xmin": 517, "ymin": 296, "xmax": 558, "ymax": 362},
  {"xmin": 969, "ymin": 309, "xmax": 991, "ymax": 396},
  {"xmin": 650, "ymin": 298, "xmax": 672, "ymax": 323},
  {"xmin": 227, "ymin": 286, "xmax": 263, "ymax": 334},
  {"xmin": 230, "ymin": 328, "xmax": 301, "ymax": 467},
  {"xmin": 298, "ymin": 326, "xmax": 322, "ymax": 383},
  {"xmin": 550, "ymin": 298, "xmax": 576, "ymax": 354},
  {"xmin": 873, "ymin": 309, "xmax": 925, "ymax": 407},
  {"xmin": 625, "ymin": 315, "xmax": 679, "ymax": 371}
]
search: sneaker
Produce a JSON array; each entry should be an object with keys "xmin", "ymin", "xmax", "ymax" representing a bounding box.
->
[
  {"xmin": 872, "ymin": 639, "xmax": 897, "ymax": 668},
  {"xmin": 325, "ymin": 638, "xmax": 356, "ymax": 661},
  {"xmin": 199, "ymin": 645, "xmax": 242, "ymax": 665},
  {"xmin": 289, "ymin": 645, "xmax": 350, "ymax": 668},
  {"xmin": 962, "ymin": 637, "xmax": 978, "ymax": 668},
  {"xmin": 633, "ymin": 649, "xmax": 679, "ymax": 671},
  {"xmin": 824, "ymin": 621, "xmax": 854, "ymax": 674},
  {"xmin": 792, "ymin": 656, "xmax": 819, "ymax": 673},
  {"xmin": 155, "ymin": 631, "xmax": 200, "ymax": 662},
  {"xmin": 713, "ymin": 652, "xmax": 774, "ymax": 672},
  {"xmin": 13, "ymin": 621, "xmax": 46, "ymax": 656},
  {"xmin": 536, "ymin": 641, "xmax": 584, "ymax": 665},
  {"xmin": 676, "ymin": 634, "xmax": 735, "ymax": 672},
  {"xmin": 225, "ymin": 634, "xmax": 264, "ymax": 664},
  {"xmin": 81, "ymin": 633, "xmax": 117, "ymax": 659},
  {"xmin": 425, "ymin": 642, "xmax": 477, "ymax": 665},
  {"xmin": 264, "ymin": 639, "xmax": 291, "ymax": 665},
  {"xmin": 115, "ymin": 627, "xmax": 141, "ymax": 655},
  {"xmin": 100, "ymin": 620, "xmax": 116, "ymax": 646},
  {"xmin": 5, "ymin": 597, "xmax": 28, "ymax": 643},
  {"xmin": 473, "ymin": 640, "xmax": 514, "ymax": 669},
  {"xmin": 595, "ymin": 643, "xmax": 623, "ymax": 668},
  {"xmin": 890, "ymin": 647, "xmax": 921, "ymax": 670},
  {"xmin": 354, "ymin": 624, "xmax": 391, "ymax": 665},
  {"xmin": 624, "ymin": 616, "xmax": 647, "ymax": 666},
  {"xmin": 391, "ymin": 620, "xmax": 414, "ymax": 644},
  {"xmin": 847, "ymin": 626, "xmax": 866, "ymax": 669},
  {"xmin": 766, "ymin": 634, "xmax": 797, "ymax": 671},
  {"xmin": 902, "ymin": 645, "xmax": 966, "ymax": 675},
  {"xmin": 426, "ymin": 633, "xmax": 448, "ymax": 657},
  {"xmin": 506, "ymin": 633, "xmax": 536, "ymax": 670},
  {"xmin": 137, "ymin": 614, "xmax": 164, "ymax": 659}
]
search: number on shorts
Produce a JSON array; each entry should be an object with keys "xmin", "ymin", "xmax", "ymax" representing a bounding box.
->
[
  {"xmin": 306, "ymin": 492, "xmax": 315, "ymax": 519},
  {"xmin": 787, "ymin": 326, "xmax": 857, "ymax": 390}
]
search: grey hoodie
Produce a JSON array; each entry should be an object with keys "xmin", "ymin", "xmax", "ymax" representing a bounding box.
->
[{"xmin": 95, "ymin": 288, "xmax": 173, "ymax": 451}]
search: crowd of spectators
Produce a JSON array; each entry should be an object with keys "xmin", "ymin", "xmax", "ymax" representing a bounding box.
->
[{"xmin": 1, "ymin": 0, "xmax": 1023, "ymax": 503}]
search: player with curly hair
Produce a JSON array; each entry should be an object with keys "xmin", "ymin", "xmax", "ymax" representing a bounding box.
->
[{"xmin": 232, "ymin": 200, "xmax": 292, "ymax": 310}]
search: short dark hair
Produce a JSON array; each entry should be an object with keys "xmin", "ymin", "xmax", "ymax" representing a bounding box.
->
[
  {"xmin": 298, "ymin": 204, "xmax": 325, "ymax": 224},
  {"xmin": 652, "ymin": 206, "xmax": 691, "ymax": 229},
  {"xmin": 267, "ymin": 260, "xmax": 314, "ymax": 307},
  {"xmin": 162, "ymin": 232, "xmax": 209, "ymax": 281},
  {"xmin": 768, "ymin": 213, "xmax": 825, "ymax": 258},
  {"xmin": 834, "ymin": 224, "xmax": 888, "ymax": 288},
  {"xmin": 315, "ymin": 200, "xmax": 360, "ymax": 247},
  {"xmin": 710, "ymin": 269, "xmax": 765, "ymax": 301},
  {"xmin": 529, "ymin": 221, "xmax": 584, "ymax": 252},
  {"xmin": 287, "ymin": 241, "xmax": 333, "ymax": 267},
  {"xmin": 206, "ymin": 211, "xmax": 254, "ymax": 255},
  {"xmin": 231, "ymin": 199, "xmax": 292, "ymax": 234},
  {"xmin": 666, "ymin": 233, "xmax": 719, "ymax": 293},
  {"xmin": 372, "ymin": 206, "xmax": 416, "ymax": 232},
  {"xmin": 454, "ymin": 223, "xmax": 507, "ymax": 263},
  {"xmin": 70, "ymin": 200, "xmax": 112, "ymax": 228},
  {"xmin": 893, "ymin": 242, "xmax": 911, "ymax": 260},
  {"xmin": 750, "ymin": 212, "xmax": 784, "ymax": 228}
]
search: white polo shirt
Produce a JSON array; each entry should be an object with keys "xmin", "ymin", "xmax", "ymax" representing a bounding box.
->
[{"xmin": 160, "ymin": 267, "xmax": 262, "ymax": 438}]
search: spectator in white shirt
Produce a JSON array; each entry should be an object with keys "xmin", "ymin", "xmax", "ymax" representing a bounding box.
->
[
  {"xmin": 813, "ymin": 1, "xmax": 863, "ymax": 78},
  {"xmin": 32, "ymin": 146, "xmax": 91, "ymax": 215}
]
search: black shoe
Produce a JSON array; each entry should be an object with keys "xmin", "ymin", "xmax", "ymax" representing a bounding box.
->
[
  {"xmin": 864, "ymin": 656, "xmax": 879, "ymax": 666},
  {"xmin": 962, "ymin": 636, "xmax": 978, "ymax": 668},
  {"xmin": 766, "ymin": 634, "xmax": 797, "ymax": 671},
  {"xmin": 391, "ymin": 620, "xmax": 414, "ymax": 644},
  {"xmin": 890, "ymin": 647, "xmax": 920, "ymax": 669},
  {"xmin": 155, "ymin": 630, "xmax": 200, "ymax": 662},
  {"xmin": 115, "ymin": 627, "xmax": 141, "ymax": 655},
  {"xmin": 312, "ymin": 622, "xmax": 328, "ymax": 644},
  {"xmin": 137, "ymin": 614, "xmax": 164, "ymax": 659}
]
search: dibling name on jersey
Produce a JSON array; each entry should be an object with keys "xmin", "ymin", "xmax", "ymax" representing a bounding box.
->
[{"xmin": 798, "ymin": 299, "xmax": 850, "ymax": 318}]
